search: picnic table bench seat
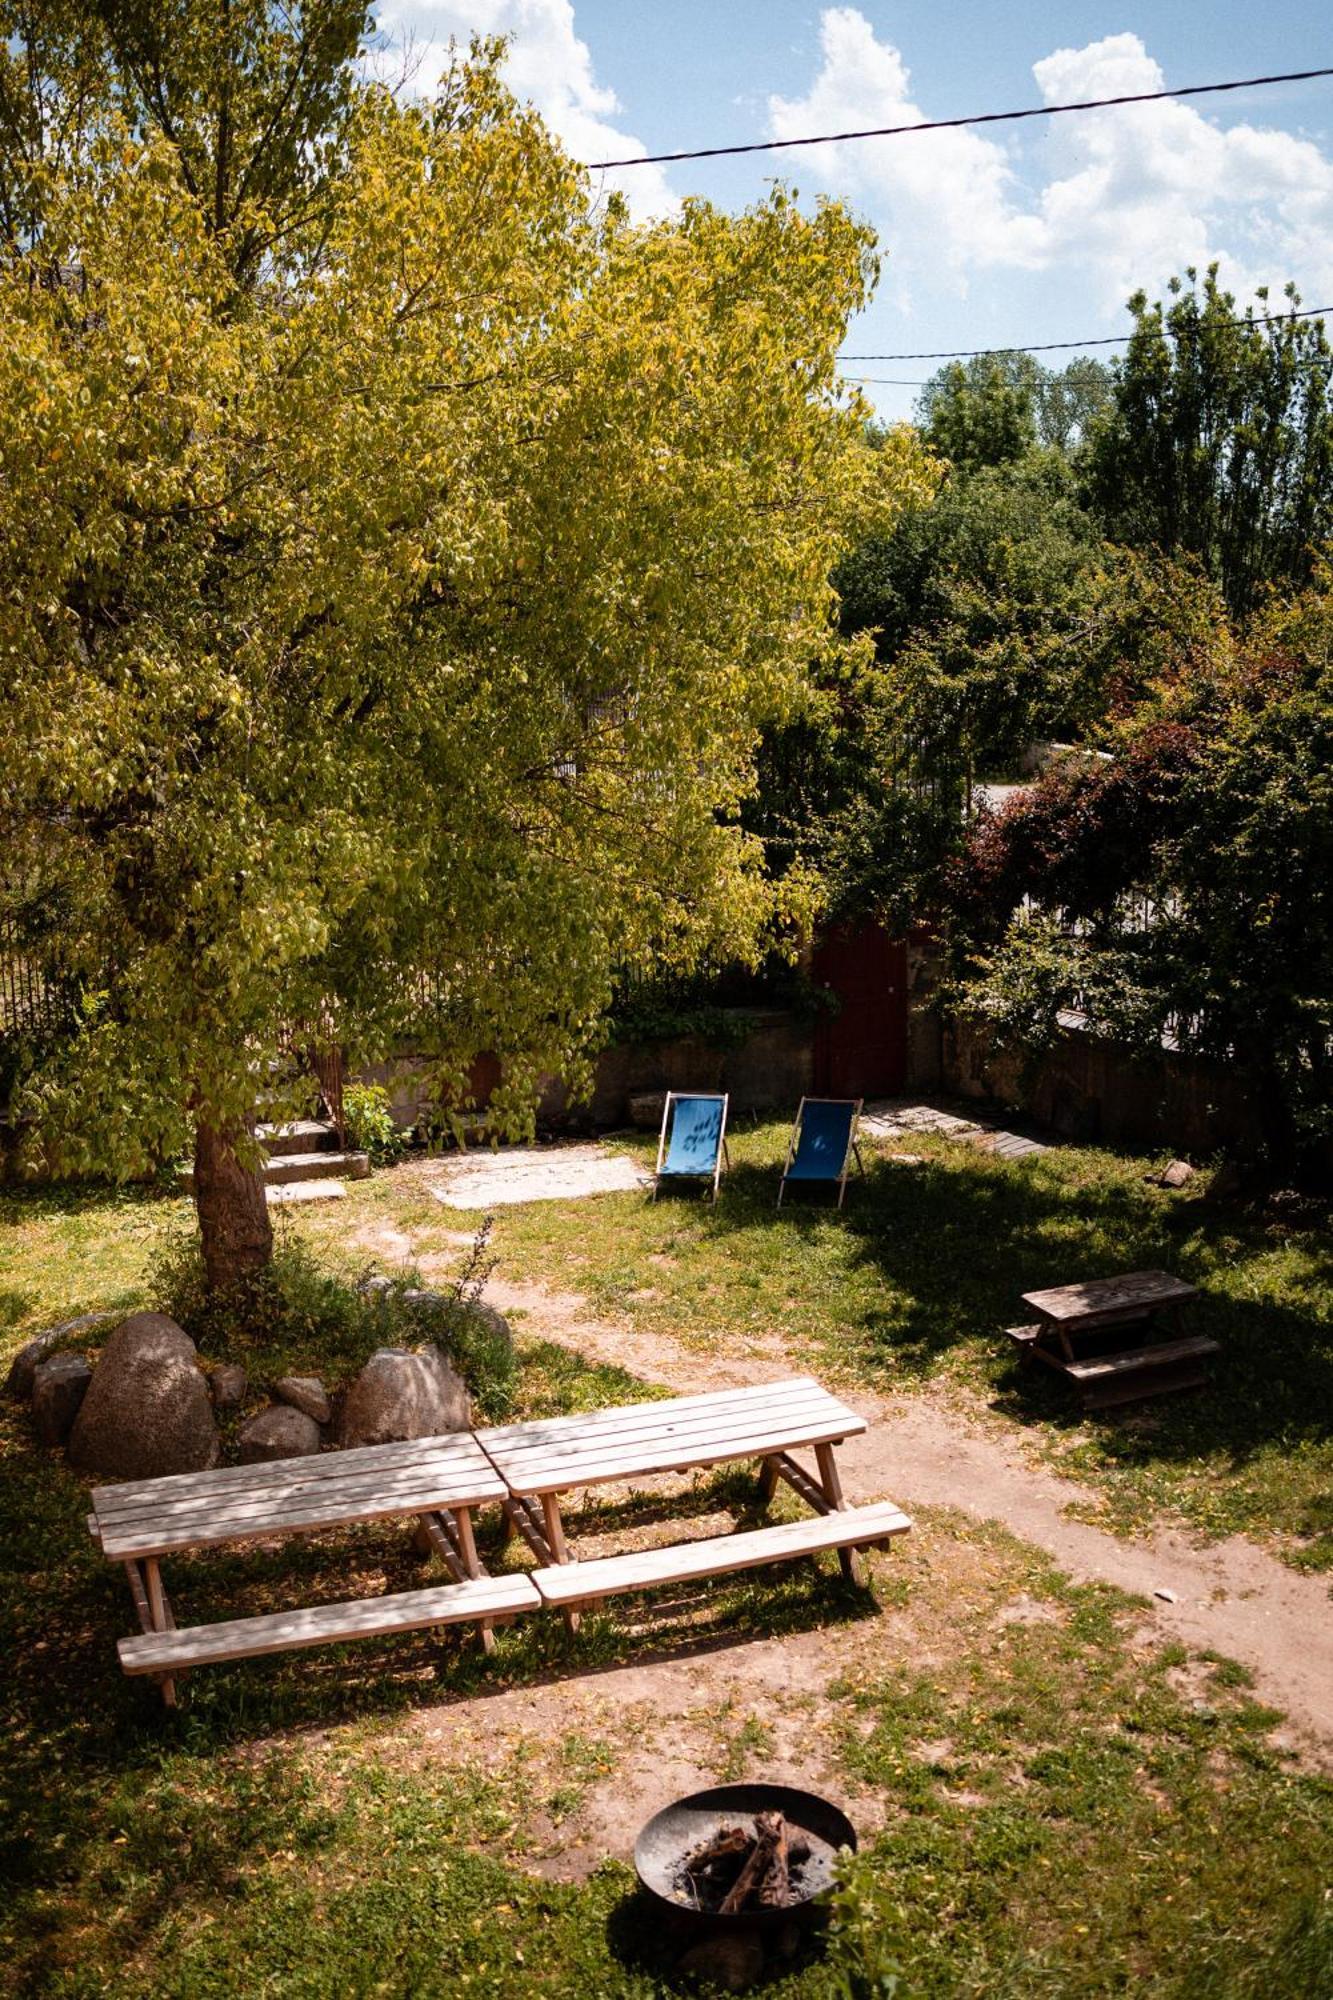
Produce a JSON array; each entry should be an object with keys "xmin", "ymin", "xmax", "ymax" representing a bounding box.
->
[
  {"xmin": 529, "ymin": 1501, "xmax": 911, "ymax": 1610},
  {"xmin": 119, "ymin": 1572, "xmax": 540, "ymax": 1676}
]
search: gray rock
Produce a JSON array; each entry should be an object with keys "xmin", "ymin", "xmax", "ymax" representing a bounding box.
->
[
  {"xmin": 628, "ymin": 1090, "xmax": 667, "ymax": 1131},
  {"xmin": 357, "ymin": 1274, "xmax": 395, "ymax": 1300},
  {"xmin": 31, "ymin": 1353, "xmax": 93, "ymax": 1447},
  {"xmin": 237, "ymin": 1403, "xmax": 322, "ymax": 1464},
  {"xmin": 1159, "ymin": 1159, "xmax": 1196, "ymax": 1188},
  {"xmin": 455, "ymin": 1298, "xmax": 513, "ymax": 1354},
  {"xmin": 6, "ymin": 1313, "xmax": 113, "ymax": 1401},
  {"xmin": 68, "ymin": 1312, "xmax": 218, "ymax": 1481},
  {"xmin": 274, "ymin": 1374, "xmax": 330, "ymax": 1425},
  {"xmin": 339, "ymin": 1345, "xmax": 470, "ymax": 1448},
  {"xmin": 210, "ymin": 1363, "xmax": 248, "ymax": 1410},
  {"xmin": 402, "ymin": 1286, "xmax": 449, "ymax": 1314}
]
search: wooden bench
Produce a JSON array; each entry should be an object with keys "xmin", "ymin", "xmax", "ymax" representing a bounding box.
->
[
  {"xmin": 476, "ymin": 1377, "xmax": 909, "ymax": 1626},
  {"xmin": 1013, "ymin": 1270, "xmax": 1214, "ymax": 1409},
  {"xmin": 91, "ymin": 1431, "xmax": 512, "ymax": 1704},
  {"xmin": 530, "ymin": 1503, "xmax": 912, "ymax": 1611}
]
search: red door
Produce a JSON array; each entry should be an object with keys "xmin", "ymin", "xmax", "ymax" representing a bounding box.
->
[{"xmin": 811, "ymin": 923, "xmax": 907, "ymax": 1098}]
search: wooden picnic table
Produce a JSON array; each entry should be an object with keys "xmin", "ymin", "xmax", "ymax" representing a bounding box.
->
[
  {"xmin": 475, "ymin": 1376, "xmax": 911, "ymax": 1626},
  {"xmin": 1009, "ymin": 1269, "xmax": 1216, "ymax": 1409},
  {"xmin": 90, "ymin": 1430, "xmax": 538, "ymax": 1705}
]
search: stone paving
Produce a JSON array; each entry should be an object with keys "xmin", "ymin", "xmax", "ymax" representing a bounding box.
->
[
  {"xmin": 429, "ymin": 1143, "xmax": 652, "ymax": 1209},
  {"xmin": 862, "ymin": 1099, "xmax": 1049, "ymax": 1158}
]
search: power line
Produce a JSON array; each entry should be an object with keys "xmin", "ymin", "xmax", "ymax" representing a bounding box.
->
[
  {"xmin": 839, "ymin": 302, "xmax": 1333, "ymax": 362},
  {"xmin": 587, "ymin": 64, "xmax": 1333, "ymax": 171}
]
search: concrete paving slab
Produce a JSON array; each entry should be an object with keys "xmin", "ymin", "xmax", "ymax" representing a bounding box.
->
[{"xmin": 429, "ymin": 1144, "xmax": 651, "ymax": 1209}]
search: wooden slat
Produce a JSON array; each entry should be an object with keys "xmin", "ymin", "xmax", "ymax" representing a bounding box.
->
[
  {"xmin": 530, "ymin": 1502, "xmax": 912, "ymax": 1607},
  {"xmin": 96, "ymin": 1455, "xmax": 505, "ymax": 1548},
  {"xmin": 480, "ymin": 1395, "xmax": 857, "ymax": 1480},
  {"xmin": 92, "ymin": 1431, "xmax": 502, "ymax": 1521},
  {"xmin": 475, "ymin": 1378, "xmax": 842, "ymax": 1452},
  {"xmin": 118, "ymin": 1573, "xmax": 540, "ymax": 1675},
  {"xmin": 1022, "ymin": 1270, "xmax": 1196, "ymax": 1327},
  {"xmin": 1064, "ymin": 1335, "xmax": 1219, "ymax": 1383},
  {"xmin": 99, "ymin": 1472, "xmax": 503, "ymax": 1562},
  {"xmin": 479, "ymin": 1386, "xmax": 862, "ymax": 1469},
  {"xmin": 484, "ymin": 1409, "xmax": 867, "ymax": 1497}
]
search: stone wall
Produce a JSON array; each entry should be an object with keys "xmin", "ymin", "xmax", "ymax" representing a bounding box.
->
[
  {"xmin": 352, "ymin": 1009, "xmax": 815, "ymax": 1135},
  {"xmin": 939, "ymin": 1012, "xmax": 1255, "ymax": 1156}
]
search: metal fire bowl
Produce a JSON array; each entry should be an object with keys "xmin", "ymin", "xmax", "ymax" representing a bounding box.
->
[{"xmin": 634, "ymin": 1782, "xmax": 857, "ymax": 1927}]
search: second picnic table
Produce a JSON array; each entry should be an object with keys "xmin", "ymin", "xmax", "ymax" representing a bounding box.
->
[
  {"xmin": 475, "ymin": 1376, "xmax": 910, "ymax": 1627},
  {"xmin": 1008, "ymin": 1268, "xmax": 1217, "ymax": 1409}
]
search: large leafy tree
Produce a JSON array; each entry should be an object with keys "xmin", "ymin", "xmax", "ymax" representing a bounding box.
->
[
  {"xmin": 0, "ymin": 42, "xmax": 930, "ymax": 1285},
  {"xmin": 0, "ymin": 0, "xmax": 367, "ymax": 282},
  {"xmin": 1085, "ymin": 269, "xmax": 1333, "ymax": 616}
]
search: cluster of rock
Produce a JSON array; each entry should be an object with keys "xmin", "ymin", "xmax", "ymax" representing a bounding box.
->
[{"xmin": 5, "ymin": 1293, "xmax": 505, "ymax": 1483}]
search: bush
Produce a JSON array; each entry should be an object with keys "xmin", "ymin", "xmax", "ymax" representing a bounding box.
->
[
  {"xmin": 341, "ymin": 1082, "xmax": 405, "ymax": 1165},
  {"xmin": 149, "ymin": 1224, "xmax": 516, "ymax": 1420}
]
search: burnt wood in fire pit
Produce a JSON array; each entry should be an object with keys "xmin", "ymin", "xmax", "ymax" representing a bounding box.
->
[{"xmin": 635, "ymin": 1783, "xmax": 855, "ymax": 1930}]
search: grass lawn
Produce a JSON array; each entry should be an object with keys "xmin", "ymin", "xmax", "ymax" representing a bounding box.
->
[
  {"xmin": 2, "ymin": 1130, "xmax": 1332, "ymax": 1995},
  {"xmin": 265, "ymin": 1119, "xmax": 1331, "ymax": 1569}
]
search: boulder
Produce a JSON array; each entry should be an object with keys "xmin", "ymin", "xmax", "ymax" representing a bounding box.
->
[
  {"xmin": 68, "ymin": 1312, "xmax": 218, "ymax": 1481},
  {"xmin": 274, "ymin": 1374, "xmax": 331, "ymax": 1425},
  {"xmin": 237, "ymin": 1404, "xmax": 322, "ymax": 1464},
  {"xmin": 628, "ymin": 1090, "xmax": 667, "ymax": 1132},
  {"xmin": 456, "ymin": 1298, "xmax": 514, "ymax": 1356},
  {"xmin": 31, "ymin": 1353, "xmax": 93, "ymax": 1447},
  {"xmin": 339, "ymin": 1345, "xmax": 470, "ymax": 1448},
  {"xmin": 1158, "ymin": 1159, "xmax": 1196, "ymax": 1189},
  {"xmin": 210, "ymin": 1363, "xmax": 249, "ymax": 1410},
  {"xmin": 6, "ymin": 1313, "xmax": 113, "ymax": 1401}
]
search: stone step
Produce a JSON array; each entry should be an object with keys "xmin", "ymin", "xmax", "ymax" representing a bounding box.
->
[
  {"xmin": 179, "ymin": 1150, "xmax": 369, "ymax": 1194},
  {"xmin": 262, "ymin": 1150, "xmax": 369, "ymax": 1186},
  {"xmin": 256, "ymin": 1118, "xmax": 340, "ymax": 1157}
]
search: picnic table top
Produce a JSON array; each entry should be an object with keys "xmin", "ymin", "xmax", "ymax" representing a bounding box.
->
[
  {"xmin": 1021, "ymin": 1269, "xmax": 1197, "ymax": 1326},
  {"xmin": 474, "ymin": 1376, "xmax": 865, "ymax": 1498},
  {"xmin": 91, "ymin": 1430, "xmax": 507, "ymax": 1563}
]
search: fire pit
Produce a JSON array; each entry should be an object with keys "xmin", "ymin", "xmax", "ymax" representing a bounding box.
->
[{"xmin": 635, "ymin": 1781, "xmax": 856, "ymax": 1929}]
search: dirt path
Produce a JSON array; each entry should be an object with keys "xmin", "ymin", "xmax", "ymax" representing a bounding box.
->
[{"xmin": 485, "ymin": 1277, "xmax": 1333, "ymax": 1759}]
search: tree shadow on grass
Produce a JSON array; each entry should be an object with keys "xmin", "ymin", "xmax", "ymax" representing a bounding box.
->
[{"xmin": 695, "ymin": 1151, "xmax": 1333, "ymax": 1488}]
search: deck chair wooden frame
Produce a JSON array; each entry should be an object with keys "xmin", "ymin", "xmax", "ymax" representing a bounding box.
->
[
  {"xmin": 778, "ymin": 1096, "xmax": 865, "ymax": 1210},
  {"xmin": 653, "ymin": 1091, "xmax": 730, "ymax": 1203}
]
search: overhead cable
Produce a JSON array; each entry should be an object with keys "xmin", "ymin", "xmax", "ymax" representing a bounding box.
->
[
  {"xmin": 839, "ymin": 303, "xmax": 1333, "ymax": 362},
  {"xmin": 586, "ymin": 64, "xmax": 1333, "ymax": 171}
]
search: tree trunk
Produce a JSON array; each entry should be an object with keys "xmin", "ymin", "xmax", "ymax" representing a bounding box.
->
[{"xmin": 193, "ymin": 1117, "xmax": 272, "ymax": 1290}]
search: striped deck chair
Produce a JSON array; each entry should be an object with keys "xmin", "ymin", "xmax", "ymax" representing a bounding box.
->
[
  {"xmin": 653, "ymin": 1092, "xmax": 730, "ymax": 1202},
  {"xmin": 778, "ymin": 1097, "xmax": 864, "ymax": 1209}
]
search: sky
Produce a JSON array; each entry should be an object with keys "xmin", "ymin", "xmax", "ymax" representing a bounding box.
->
[{"xmin": 375, "ymin": 2, "xmax": 1333, "ymax": 420}]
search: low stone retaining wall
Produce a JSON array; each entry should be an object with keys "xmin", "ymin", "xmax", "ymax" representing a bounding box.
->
[
  {"xmin": 354, "ymin": 1009, "xmax": 815, "ymax": 1135},
  {"xmin": 939, "ymin": 1014, "xmax": 1255, "ymax": 1157}
]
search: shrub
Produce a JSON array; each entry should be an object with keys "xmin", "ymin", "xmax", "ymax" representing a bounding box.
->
[
  {"xmin": 341, "ymin": 1082, "xmax": 405, "ymax": 1165},
  {"xmin": 150, "ymin": 1222, "xmax": 516, "ymax": 1420}
]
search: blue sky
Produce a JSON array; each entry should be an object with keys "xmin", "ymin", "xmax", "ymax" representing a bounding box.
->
[{"xmin": 381, "ymin": 3, "xmax": 1333, "ymax": 418}]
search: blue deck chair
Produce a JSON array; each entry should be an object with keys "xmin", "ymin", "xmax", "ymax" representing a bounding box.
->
[
  {"xmin": 653, "ymin": 1092, "xmax": 730, "ymax": 1202},
  {"xmin": 778, "ymin": 1097, "xmax": 864, "ymax": 1209}
]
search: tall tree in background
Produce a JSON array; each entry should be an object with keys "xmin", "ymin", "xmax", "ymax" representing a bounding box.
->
[
  {"xmin": 0, "ymin": 34, "xmax": 931, "ymax": 1286},
  {"xmin": 1085, "ymin": 269, "xmax": 1333, "ymax": 615}
]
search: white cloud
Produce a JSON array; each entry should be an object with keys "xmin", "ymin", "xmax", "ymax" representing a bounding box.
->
[
  {"xmin": 377, "ymin": 1, "xmax": 675, "ymax": 216},
  {"xmin": 771, "ymin": 14, "xmax": 1333, "ymax": 312},
  {"xmin": 767, "ymin": 7, "xmax": 1044, "ymax": 294}
]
